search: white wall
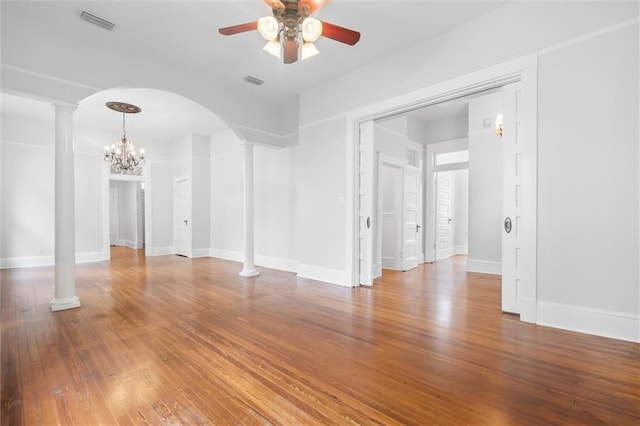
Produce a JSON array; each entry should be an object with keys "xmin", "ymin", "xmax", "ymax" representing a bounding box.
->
[
  {"xmin": 295, "ymin": 118, "xmax": 348, "ymax": 284},
  {"xmin": 0, "ymin": 112, "xmax": 55, "ymax": 266},
  {"xmin": 210, "ymin": 129, "xmax": 244, "ymax": 256},
  {"xmin": 150, "ymin": 161, "xmax": 174, "ymax": 252},
  {"xmin": 191, "ymin": 134, "xmax": 211, "ymax": 255},
  {"xmin": 294, "ymin": 2, "xmax": 638, "ymax": 339},
  {"xmin": 423, "ymin": 114, "xmax": 469, "ymax": 145},
  {"xmin": 536, "ymin": 22, "xmax": 639, "ymax": 337},
  {"xmin": 75, "ymin": 152, "xmax": 103, "ymax": 255},
  {"xmin": 254, "ymin": 145, "xmax": 296, "ymax": 269},
  {"xmin": 467, "ymin": 92, "xmax": 503, "ymax": 269},
  {"xmin": 210, "ymin": 128, "xmax": 297, "ymax": 272},
  {"xmin": 300, "ymin": 2, "xmax": 638, "ymax": 125}
]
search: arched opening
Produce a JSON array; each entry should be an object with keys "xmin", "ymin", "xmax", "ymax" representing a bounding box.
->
[{"xmin": 76, "ymin": 87, "xmax": 234, "ymax": 262}]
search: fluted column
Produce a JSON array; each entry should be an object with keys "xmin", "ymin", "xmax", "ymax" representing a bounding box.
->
[
  {"xmin": 239, "ymin": 142, "xmax": 259, "ymax": 277},
  {"xmin": 50, "ymin": 102, "xmax": 81, "ymax": 311}
]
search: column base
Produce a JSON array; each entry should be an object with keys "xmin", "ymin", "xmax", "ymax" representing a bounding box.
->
[
  {"xmin": 239, "ymin": 269, "xmax": 260, "ymax": 277},
  {"xmin": 50, "ymin": 296, "xmax": 81, "ymax": 312}
]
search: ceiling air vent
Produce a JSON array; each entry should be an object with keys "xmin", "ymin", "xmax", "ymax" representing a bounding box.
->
[
  {"xmin": 244, "ymin": 76, "xmax": 264, "ymax": 86},
  {"xmin": 79, "ymin": 10, "xmax": 116, "ymax": 31}
]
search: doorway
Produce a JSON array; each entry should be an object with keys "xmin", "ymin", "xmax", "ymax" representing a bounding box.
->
[
  {"xmin": 377, "ymin": 157, "xmax": 422, "ymax": 273},
  {"xmin": 174, "ymin": 177, "xmax": 190, "ymax": 257},
  {"xmin": 108, "ymin": 180, "xmax": 145, "ymax": 250},
  {"xmin": 434, "ymin": 169, "xmax": 469, "ymax": 261},
  {"xmin": 102, "ymin": 164, "xmax": 152, "ymax": 260},
  {"xmin": 351, "ymin": 55, "xmax": 538, "ymax": 323}
]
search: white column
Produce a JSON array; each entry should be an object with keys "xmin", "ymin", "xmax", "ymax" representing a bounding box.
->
[
  {"xmin": 51, "ymin": 102, "xmax": 81, "ymax": 311},
  {"xmin": 239, "ymin": 142, "xmax": 259, "ymax": 277}
]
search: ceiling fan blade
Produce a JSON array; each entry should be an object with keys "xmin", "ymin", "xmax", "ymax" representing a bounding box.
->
[
  {"xmin": 283, "ymin": 40, "xmax": 298, "ymax": 64},
  {"xmin": 298, "ymin": 0, "xmax": 330, "ymax": 13},
  {"xmin": 263, "ymin": 0, "xmax": 285, "ymax": 10},
  {"xmin": 218, "ymin": 22, "xmax": 258, "ymax": 36},
  {"xmin": 320, "ymin": 21, "xmax": 360, "ymax": 46}
]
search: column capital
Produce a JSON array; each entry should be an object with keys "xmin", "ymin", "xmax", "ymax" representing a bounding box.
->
[{"xmin": 51, "ymin": 100, "xmax": 78, "ymax": 113}]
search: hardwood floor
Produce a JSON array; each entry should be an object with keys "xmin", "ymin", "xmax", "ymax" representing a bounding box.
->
[{"xmin": 2, "ymin": 249, "xmax": 639, "ymax": 425}]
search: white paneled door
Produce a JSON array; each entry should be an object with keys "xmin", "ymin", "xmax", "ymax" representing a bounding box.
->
[
  {"xmin": 358, "ymin": 121, "xmax": 375, "ymax": 286},
  {"xmin": 402, "ymin": 167, "xmax": 420, "ymax": 271},
  {"xmin": 174, "ymin": 178, "xmax": 189, "ymax": 257},
  {"xmin": 380, "ymin": 163, "xmax": 402, "ymax": 271},
  {"xmin": 435, "ymin": 175, "xmax": 452, "ymax": 260},
  {"xmin": 502, "ymin": 82, "xmax": 522, "ymax": 314}
]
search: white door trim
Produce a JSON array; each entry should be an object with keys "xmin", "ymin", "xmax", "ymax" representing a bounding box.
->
[
  {"xmin": 102, "ymin": 163, "xmax": 152, "ymax": 260},
  {"xmin": 346, "ymin": 53, "xmax": 538, "ymax": 324}
]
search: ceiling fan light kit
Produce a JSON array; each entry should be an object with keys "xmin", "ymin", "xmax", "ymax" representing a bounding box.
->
[{"xmin": 219, "ymin": 0, "xmax": 360, "ymax": 64}]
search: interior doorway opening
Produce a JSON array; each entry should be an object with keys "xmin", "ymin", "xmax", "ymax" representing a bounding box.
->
[
  {"xmin": 103, "ymin": 167, "xmax": 152, "ymax": 261},
  {"xmin": 108, "ymin": 180, "xmax": 145, "ymax": 250},
  {"xmin": 352, "ymin": 55, "xmax": 538, "ymax": 322},
  {"xmin": 434, "ymin": 168, "xmax": 469, "ymax": 262}
]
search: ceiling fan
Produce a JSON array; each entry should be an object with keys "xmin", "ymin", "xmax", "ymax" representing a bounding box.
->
[{"xmin": 218, "ymin": 0, "xmax": 360, "ymax": 64}]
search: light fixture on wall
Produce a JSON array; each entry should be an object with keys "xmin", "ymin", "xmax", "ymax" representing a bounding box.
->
[
  {"xmin": 104, "ymin": 102, "xmax": 145, "ymax": 174},
  {"xmin": 495, "ymin": 113, "xmax": 503, "ymax": 138}
]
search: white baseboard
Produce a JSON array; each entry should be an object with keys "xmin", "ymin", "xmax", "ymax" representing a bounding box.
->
[
  {"xmin": 191, "ymin": 248, "xmax": 210, "ymax": 259},
  {"xmin": 209, "ymin": 248, "xmax": 298, "ymax": 273},
  {"xmin": 1, "ymin": 251, "xmax": 105, "ymax": 269},
  {"xmin": 209, "ymin": 248, "xmax": 243, "ymax": 263},
  {"xmin": 256, "ymin": 254, "xmax": 298, "ymax": 273},
  {"xmin": 297, "ymin": 263, "xmax": 352, "ymax": 287},
  {"xmin": 150, "ymin": 247, "xmax": 174, "ymax": 256},
  {"xmin": 537, "ymin": 301, "xmax": 639, "ymax": 343},
  {"xmin": 466, "ymin": 258, "xmax": 502, "ymax": 275},
  {"xmin": 77, "ymin": 252, "xmax": 104, "ymax": 264},
  {"xmin": 520, "ymin": 297, "xmax": 537, "ymax": 323},
  {"xmin": 453, "ymin": 245, "xmax": 468, "ymax": 255},
  {"xmin": 0, "ymin": 255, "xmax": 54, "ymax": 269}
]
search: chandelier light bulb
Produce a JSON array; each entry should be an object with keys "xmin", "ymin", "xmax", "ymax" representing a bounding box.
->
[
  {"xmin": 257, "ymin": 16, "xmax": 279, "ymax": 41},
  {"xmin": 301, "ymin": 17, "xmax": 322, "ymax": 42},
  {"xmin": 301, "ymin": 42, "xmax": 320, "ymax": 60},
  {"xmin": 263, "ymin": 40, "xmax": 282, "ymax": 58}
]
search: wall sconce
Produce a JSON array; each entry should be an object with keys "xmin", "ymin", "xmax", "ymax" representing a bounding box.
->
[{"xmin": 495, "ymin": 113, "xmax": 503, "ymax": 138}]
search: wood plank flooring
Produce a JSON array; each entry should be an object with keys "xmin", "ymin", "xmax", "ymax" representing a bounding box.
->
[{"xmin": 2, "ymin": 248, "xmax": 639, "ymax": 425}]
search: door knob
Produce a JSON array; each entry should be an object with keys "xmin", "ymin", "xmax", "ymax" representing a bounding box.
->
[
  {"xmin": 416, "ymin": 224, "xmax": 421, "ymax": 233},
  {"xmin": 504, "ymin": 217, "xmax": 512, "ymax": 233},
  {"xmin": 184, "ymin": 219, "xmax": 188, "ymax": 225}
]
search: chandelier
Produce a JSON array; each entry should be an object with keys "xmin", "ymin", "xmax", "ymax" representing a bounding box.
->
[{"xmin": 104, "ymin": 102, "xmax": 145, "ymax": 174}]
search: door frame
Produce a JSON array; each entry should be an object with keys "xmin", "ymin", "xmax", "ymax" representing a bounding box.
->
[
  {"xmin": 425, "ymin": 138, "xmax": 469, "ymax": 263},
  {"xmin": 102, "ymin": 163, "xmax": 152, "ymax": 260},
  {"xmin": 346, "ymin": 54, "xmax": 538, "ymax": 323}
]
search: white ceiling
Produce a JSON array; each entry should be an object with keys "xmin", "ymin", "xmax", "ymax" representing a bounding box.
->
[{"xmin": 1, "ymin": 1, "xmax": 509, "ymax": 142}]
